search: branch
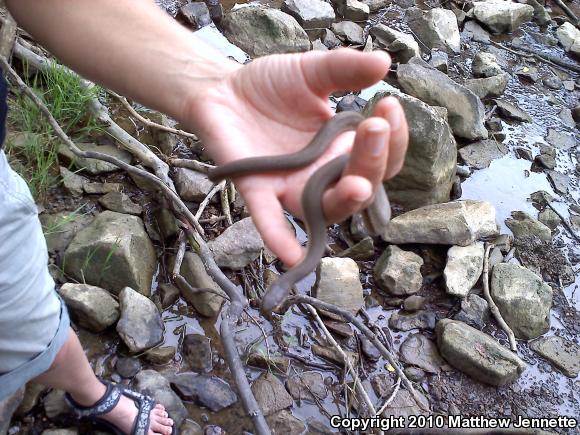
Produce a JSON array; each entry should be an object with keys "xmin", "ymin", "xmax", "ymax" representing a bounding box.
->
[
  {"xmin": 195, "ymin": 180, "xmax": 225, "ymax": 220},
  {"xmin": 169, "ymin": 158, "xmax": 215, "ymax": 174},
  {"xmin": 552, "ymin": 0, "xmax": 580, "ymax": 28},
  {"xmin": 545, "ymin": 203, "xmax": 580, "ymax": 242}
]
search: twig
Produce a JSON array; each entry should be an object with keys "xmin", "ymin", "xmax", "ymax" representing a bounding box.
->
[
  {"xmin": 220, "ymin": 183, "xmax": 233, "ymax": 226},
  {"xmin": 376, "ymin": 377, "xmax": 401, "ymax": 415},
  {"xmin": 552, "ymin": 0, "xmax": 580, "ymax": 27},
  {"xmin": 169, "ymin": 157, "xmax": 214, "ymax": 174},
  {"xmin": 244, "ymin": 309, "xmax": 271, "ymax": 360},
  {"xmin": 194, "ymin": 180, "xmax": 225, "ymax": 220},
  {"xmin": 546, "ymin": 203, "xmax": 580, "ymax": 242},
  {"xmin": 173, "ymin": 274, "xmax": 229, "ymax": 301},
  {"xmin": 283, "ymin": 351, "xmax": 335, "ymax": 370},
  {"xmin": 482, "ymin": 243, "xmax": 518, "ymax": 351},
  {"xmin": 172, "ymin": 232, "xmax": 187, "ymax": 278}
]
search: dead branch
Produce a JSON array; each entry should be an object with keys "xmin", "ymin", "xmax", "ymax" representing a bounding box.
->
[
  {"xmin": 169, "ymin": 157, "xmax": 214, "ymax": 174},
  {"xmin": 195, "ymin": 180, "xmax": 225, "ymax": 220},
  {"xmin": 220, "ymin": 184, "xmax": 233, "ymax": 226},
  {"xmin": 482, "ymin": 243, "xmax": 518, "ymax": 351},
  {"xmin": 545, "ymin": 203, "xmax": 580, "ymax": 242},
  {"xmin": 552, "ymin": 0, "xmax": 580, "ymax": 27},
  {"xmin": 376, "ymin": 377, "xmax": 401, "ymax": 415}
]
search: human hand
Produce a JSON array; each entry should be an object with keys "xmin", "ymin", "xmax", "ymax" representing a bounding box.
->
[{"xmin": 182, "ymin": 48, "xmax": 409, "ymax": 267}]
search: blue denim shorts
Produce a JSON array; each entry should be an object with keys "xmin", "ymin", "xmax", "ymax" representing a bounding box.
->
[{"xmin": 0, "ymin": 150, "xmax": 70, "ymax": 400}]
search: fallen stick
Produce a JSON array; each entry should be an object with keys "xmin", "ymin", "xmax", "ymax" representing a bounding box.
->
[
  {"xmin": 552, "ymin": 0, "xmax": 580, "ymax": 27},
  {"xmin": 546, "ymin": 202, "xmax": 580, "ymax": 242},
  {"xmin": 169, "ymin": 157, "xmax": 214, "ymax": 173}
]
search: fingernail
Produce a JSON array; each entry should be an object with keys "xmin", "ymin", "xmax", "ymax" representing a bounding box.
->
[
  {"xmin": 386, "ymin": 105, "xmax": 402, "ymax": 131},
  {"xmin": 367, "ymin": 124, "xmax": 388, "ymax": 156},
  {"xmin": 352, "ymin": 180, "xmax": 373, "ymax": 203}
]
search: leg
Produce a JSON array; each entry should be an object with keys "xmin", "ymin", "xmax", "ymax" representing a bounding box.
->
[{"xmin": 34, "ymin": 328, "xmax": 173, "ymax": 435}]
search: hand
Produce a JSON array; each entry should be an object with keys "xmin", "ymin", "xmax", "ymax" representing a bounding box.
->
[{"xmin": 182, "ymin": 48, "xmax": 409, "ymax": 267}]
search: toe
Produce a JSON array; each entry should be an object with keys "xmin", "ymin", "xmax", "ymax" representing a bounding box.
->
[{"xmin": 150, "ymin": 415, "xmax": 174, "ymax": 435}]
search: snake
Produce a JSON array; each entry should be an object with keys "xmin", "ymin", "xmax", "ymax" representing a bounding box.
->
[{"xmin": 208, "ymin": 111, "xmax": 391, "ymax": 315}]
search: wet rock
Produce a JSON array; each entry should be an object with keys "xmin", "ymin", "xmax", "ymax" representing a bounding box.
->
[
  {"xmin": 312, "ymin": 344, "xmax": 358, "ymax": 366},
  {"xmin": 333, "ymin": 0, "xmax": 369, "ymax": 21},
  {"xmin": 360, "ymin": 335, "xmax": 381, "ymax": 361},
  {"xmin": 495, "ymin": 100, "xmax": 532, "ymax": 123},
  {"xmin": 463, "ymin": 73, "xmax": 509, "ymax": 99},
  {"xmin": 534, "ymin": 154, "xmax": 556, "ymax": 170},
  {"xmin": 514, "ymin": 65, "xmax": 540, "ymax": 83},
  {"xmin": 444, "ymin": 242, "xmax": 484, "ymax": 298},
  {"xmin": 59, "ymin": 166, "xmax": 86, "ymax": 197},
  {"xmin": 515, "ymin": 147, "xmax": 533, "ymax": 161},
  {"xmin": 43, "ymin": 389, "xmax": 68, "ymax": 418},
  {"xmin": 546, "ymin": 170, "xmax": 570, "ymax": 195},
  {"xmin": 98, "ymin": 192, "xmax": 142, "ymax": 216},
  {"xmin": 400, "ymin": 333, "xmax": 444, "ymax": 373},
  {"xmin": 336, "ymin": 236, "xmax": 374, "ymax": 261},
  {"xmin": 267, "ymin": 410, "xmax": 306, "ymax": 435},
  {"xmin": 403, "ymin": 295, "xmax": 426, "ymax": 312},
  {"xmin": 452, "ymin": 293, "xmax": 489, "ymax": 330},
  {"xmin": 491, "ymin": 263, "xmax": 552, "ymax": 339},
  {"xmin": 506, "ymin": 211, "xmax": 552, "ymax": 241},
  {"xmin": 247, "ymin": 353, "xmax": 290, "ymax": 374},
  {"xmin": 251, "ymin": 373, "xmax": 294, "ymax": 416},
  {"xmin": 462, "ymin": 21, "xmax": 491, "ymax": 44},
  {"xmin": 404, "ymin": 367, "xmax": 425, "ymax": 382},
  {"xmin": 314, "ymin": 257, "xmax": 364, "ymax": 313},
  {"xmin": 116, "ymin": 357, "xmax": 141, "ymax": 378},
  {"xmin": 538, "ymin": 209, "xmax": 561, "ymax": 230},
  {"xmin": 158, "ymin": 283, "xmax": 180, "ymax": 309},
  {"xmin": 530, "ymin": 336, "xmax": 580, "ymax": 377},
  {"xmin": 323, "ymin": 319, "xmax": 354, "ymax": 337},
  {"xmin": 116, "ymin": 287, "xmax": 164, "ymax": 353},
  {"xmin": 381, "ymin": 389, "xmax": 430, "ymax": 418},
  {"xmin": 83, "ymin": 182, "xmax": 123, "ymax": 195},
  {"xmin": 361, "ymin": 0, "xmax": 389, "ymax": 12},
  {"xmin": 286, "ymin": 371, "xmax": 327, "ymax": 401},
  {"xmin": 374, "ymin": 245, "xmax": 423, "ymax": 296},
  {"xmin": 208, "ymin": 217, "xmax": 264, "ymax": 269},
  {"xmin": 176, "ymin": 252, "xmax": 225, "ymax": 317},
  {"xmin": 458, "ymin": 139, "xmax": 507, "ymax": 169},
  {"xmin": 546, "ymin": 129, "xmax": 576, "ymax": 150},
  {"xmin": 133, "ymin": 370, "xmax": 187, "ymax": 427},
  {"xmin": 180, "ymin": 420, "xmax": 203, "ymax": 435},
  {"xmin": 472, "ymin": 0, "xmax": 534, "ymax": 33},
  {"xmin": 0, "ymin": 388, "xmax": 23, "ymax": 434},
  {"xmin": 543, "ymin": 75, "xmax": 562, "ymax": 90},
  {"xmin": 183, "ymin": 334, "xmax": 213, "ymax": 372},
  {"xmin": 397, "ymin": 61, "xmax": 487, "ymax": 140},
  {"xmin": 331, "ymin": 21, "xmax": 364, "ymax": 45},
  {"xmin": 145, "ymin": 346, "xmax": 176, "ymax": 365},
  {"xmin": 58, "ymin": 283, "xmax": 119, "ymax": 332},
  {"xmin": 406, "ymin": 7, "xmax": 460, "ymax": 54},
  {"xmin": 178, "ymin": 2, "xmax": 212, "ymax": 29},
  {"xmin": 437, "ymin": 319, "xmax": 526, "ymax": 386},
  {"xmin": 556, "ymin": 22, "xmax": 580, "ymax": 58},
  {"xmin": 171, "ymin": 373, "xmax": 237, "ymax": 411},
  {"xmin": 174, "ymin": 168, "xmax": 214, "ymax": 202},
  {"xmin": 146, "ymin": 205, "xmax": 179, "ymax": 240},
  {"xmin": 281, "ymin": 0, "xmax": 335, "ymax": 29},
  {"xmin": 371, "ymin": 373, "xmax": 396, "ymax": 398},
  {"xmin": 64, "ymin": 211, "xmax": 156, "ymax": 296},
  {"xmin": 40, "ymin": 211, "xmax": 94, "ymax": 257},
  {"xmin": 57, "ymin": 142, "xmax": 132, "ymax": 175},
  {"xmin": 472, "ymin": 52, "xmax": 502, "ymax": 78},
  {"xmin": 389, "ymin": 310, "xmax": 436, "ymax": 331},
  {"xmin": 364, "ymin": 88, "xmax": 457, "ymax": 208},
  {"xmin": 370, "ymin": 24, "xmax": 420, "ymax": 63},
  {"xmin": 381, "ymin": 200, "xmax": 498, "ymax": 246}
]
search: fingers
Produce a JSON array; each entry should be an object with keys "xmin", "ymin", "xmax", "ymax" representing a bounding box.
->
[
  {"xmin": 300, "ymin": 48, "xmax": 391, "ymax": 98},
  {"xmin": 372, "ymin": 96, "xmax": 409, "ymax": 179},
  {"xmin": 322, "ymin": 174, "xmax": 374, "ymax": 223}
]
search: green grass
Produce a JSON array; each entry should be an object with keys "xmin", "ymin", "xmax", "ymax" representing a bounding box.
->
[{"xmin": 5, "ymin": 60, "xmax": 101, "ymax": 200}]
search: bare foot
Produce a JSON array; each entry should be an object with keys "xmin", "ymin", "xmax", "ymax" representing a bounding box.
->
[{"xmin": 99, "ymin": 395, "xmax": 174, "ymax": 435}]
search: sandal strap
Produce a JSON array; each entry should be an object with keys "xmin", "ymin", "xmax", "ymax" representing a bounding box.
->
[
  {"xmin": 64, "ymin": 381, "xmax": 123, "ymax": 418},
  {"xmin": 122, "ymin": 388, "xmax": 155, "ymax": 435}
]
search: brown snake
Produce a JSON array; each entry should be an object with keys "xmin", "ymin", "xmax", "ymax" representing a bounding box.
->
[{"xmin": 208, "ymin": 111, "xmax": 391, "ymax": 315}]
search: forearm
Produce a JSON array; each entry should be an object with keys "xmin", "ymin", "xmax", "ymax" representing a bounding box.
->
[{"xmin": 6, "ymin": 0, "xmax": 240, "ymax": 123}]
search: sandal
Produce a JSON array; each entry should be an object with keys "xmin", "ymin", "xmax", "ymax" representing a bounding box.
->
[{"xmin": 64, "ymin": 380, "xmax": 173, "ymax": 435}]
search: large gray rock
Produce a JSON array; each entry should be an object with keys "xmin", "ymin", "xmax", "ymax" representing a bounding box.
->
[
  {"xmin": 222, "ymin": 6, "xmax": 310, "ymax": 57},
  {"xmin": 400, "ymin": 333, "xmax": 445, "ymax": 373},
  {"xmin": 251, "ymin": 372, "xmax": 294, "ymax": 416},
  {"xmin": 452, "ymin": 293, "xmax": 490, "ymax": 330},
  {"xmin": 173, "ymin": 168, "xmax": 214, "ymax": 202},
  {"xmin": 361, "ymin": 0, "xmax": 389, "ymax": 12},
  {"xmin": 389, "ymin": 310, "xmax": 436, "ymax": 331},
  {"xmin": 332, "ymin": 0, "xmax": 369, "ymax": 21},
  {"xmin": 58, "ymin": 283, "xmax": 119, "ymax": 332},
  {"xmin": 458, "ymin": 139, "xmax": 507, "ymax": 169},
  {"xmin": 381, "ymin": 200, "xmax": 498, "ymax": 245},
  {"xmin": 208, "ymin": 217, "xmax": 264, "ymax": 269},
  {"xmin": 98, "ymin": 192, "xmax": 142, "ymax": 216},
  {"xmin": 530, "ymin": 336, "xmax": 580, "ymax": 378},
  {"xmin": 57, "ymin": 142, "xmax": 132, "ymax": 175},
  {"xmin": 406, "ymin": 7, "xmax": 460, "ymax": 53},
  {"xmin": 171, "ymin": 373, "xmax": 237, "ymax": 411},
  {"xmin": 397, "ymin": 61, "xmax": 488, "ymax": 140},
  {"xmin": 286, "ymin": 371, "xmax": 328, "ymax": 401},
  {"xmin": 546, "ymin": 128, "xmax": 576, "ymax": 150},
  {"xmin": 116, "ymin": 287, "xmax": 164, "ymax": 353},
  {"xmin": 444, "ymin": 242, "xmax": 484, "ymax": 298},
  {"xmin": 505, "ymin": 211, "xmax": 552, "ymax": 241},
  {"xmin": 267, "ymin": 411, "xmax": 306, "ymax": 435},
  {"xmin": 314, "ymin": 257, "xmax": 364, "ymax": 314},
  {"xmin": 374, "ymin": 246, "xmax": 423, "ymax": 296},
  {"xmin": 472, "ymin": 52, "xmax": 502, "ymax": 78},
  {"xmin": 331, "ymin": 21, "xmax": 364, "ymax": 45},
  {"xmin": 491, "ymin": 263, "xmax": 552, "ymax": 339},
  {"xmin": 59, "ymin": 166, "xmax": 86, "ymax": 197},
  {"xmin": 557, "ymin": 22, "xmax": 580, "ymax": 58},
  {"xmin": 64, "ymin": 211, "xmax": 156, "ymax": 296},
  {"xmin": 40, "ymin": 211, "xmax": 95, "ymax": 257},
  {"xmin": 364, "ymin": 88, "xmax": 457, "ymax": 208},
  {"xmin": 281, "ymin": 0, "xmax": 335, "ymax": 29},
  {"xmin": 472, "ymin": 0, "xmax": 534, "ymax": 34},
  {"xmin": 463, "ymin": 73, "xmax": 509, "ymax": 99},
  {"xmin": 370, "ymin": 24, "xmax": 420, "ymax": 63},
  {"xmin": 437, "ymin": 319, "xmax": 526, "ymax": 386},
  {"xmin": 495, "ymin": 100, "xmax": 532, "ymax": 123},
  {"xmin": 133, "ymin": 370, "xmax": 187, "ymax": 427},
  {"xmin": 183, "ymin": 334, "xmax": 213, "ymax": 372}
]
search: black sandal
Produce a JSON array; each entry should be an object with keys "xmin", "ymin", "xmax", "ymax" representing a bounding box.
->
[{"xmin": 64, "ymin": 380, "xmax": 171, "ymax": 435}]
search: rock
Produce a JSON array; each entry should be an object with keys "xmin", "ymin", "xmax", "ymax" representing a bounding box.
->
[
  {"xmin": 133, "ymin": 370, "xmax": 187, "ymax": 427},
  {"xmin": 389, "ymin": 310, "xmax": 436, "ymax": 331},
  {"xmin": 180, "ymin": 420, "xmax": 203, "ymax": 435},
  {"xmin": 381, "ymin": 200, "xmax": 498, "ymax": 246},
  {"xmin": 64, "ymin": 211, "xmax": 156, "ymax": 296},
  {"xmin": 361, "ymin": 0, "xmax": 389, "ymax": 12},
  {"xmin": 538, "ymin": 209, "xmax": 561, "ymax": 230},
  {"xmin": 251, "ymin": 373, "xmax": 294, "ymax": 416},
  {"xmin": 491, "ymin": 263, "xmax": 552, "ymax": 340},
  {"xmin": 463, "ymin": 73, "xmax": 509, "ymax": 99},
  {"xmin": 312, "ymin": 344, "xmax": 358, "ymax": 366},
  {"xmin": 176, "ymin": 252, "xmax": 224, "ymax": 317},
  {"xmin": 380, "ymin": 389, "xmax": 430, "ymax": 419},
  {"xmin": 559, "ymin": 107, "xmax": 576, "ymax": 128},
  {"xmin": 452, "ymin": 293, "xmax": 490, "ymax": 330},
  {"xmin": 281, "ymin": 0, "xmax": 335, "ymax": 29},
  {"xmin": 15, "ymin": 383, "xmax": 45, "ymax": 417},
  {"xmin": 173, "ymin": 168, "xmax": 214, "ymax": 202},
  {"xmin": 404, "ymin": 367, "xmax": 426, "ymax": 382},
  {"xmin": 331, "ymin": 21, "xmax": 364, "ymax": 45},
  {"xmin": 323, "ymin": 319, "xmax": 354, "ymax": 337},
  {"xmin": 116, "ymin": 357, "xmax": 141, "ymax": 378},
  {"xmin": 458, "ymin": 139, "xmax": 507, "ymax": 169},
  {"xmin": 158, "ymin": 283, "xmax": 180, "ymax": 309},
  {"xmin": 313, "ymin": 257, "xmax": 364, "ymax": 314},
  {"xmin": 556, "ymin": 22, "xmax": 580, "ymax": 58},
  {"xmin": 462, "ymin": 21, "xmax": 491, "ymax": 43},
  {"xmin": 543, "ymin": 75, "xmax": 562, "ymax": 90},
  {"xmin": 406, "ymin": 7, "xmax": 460, "ymax": 54},
  {"xmin": 444, "ymin": 242, "xmax": 484, "ymax": 298},
  {"xmin": 400, "ymin": 333, "xmax": 444, "ymax": 373},
  {"xmin": 397, "ymin": 61, "xmax": 487, "ymax": 140},
  {"xmin": 546, "ymin": 170, "xmax": 570, "ymax": 195},
  {"xmin": 374, "ymin": 246, "xmax": 423, "ymax": 296},
  {"xmin": 505, "ymin": 211, "xmax": 552, "ymax": 241},
  {"xmin": 171, "ymin": 373, "xmax": 237, "ymax": 411},
  {"xmin": 57, "ymin": 142, "xmax": 132, "ymax": 175},
  {"xmin": 286, "ymin": 371, "xmax": 327, "ymax": 401},
  {"xmin": 514, "ymin": 65, "xmax": 539, "ymax": 83},
  {"xmin": 0, "ymin": 388, "xmax": 24, "ymax": 435},
  {"xmin": 178, "ymin": 2, "xmax": 212, "ymax": 29},
  {"xmin": 145, "ymin": 346, "xmax": 176, "ymax": 365},
  {"xmin": 311, "ymin": 39, "xmax": 328, "ymax": 51},
  {"xmin": 527, "ymin": 0, "xmax": 551, "ymax": 26},
  {"xmin": 528, "ymin": 30, "xmax": 558, "ymax": 46},
  {"xmin": 222, "ymin": 6, "xmax": 309, "ymax": 57},
  {"xmin": 403, "ymin": 295, "xmax": 426, "ymax": 312},
  {"xmin": 83, "ymin": 182, "xmax": 123, "ymax": 195},
  {"xmin": 364, "ymin": 88, "xmax": 457, "ymax": 208},
  {"xmin": 247, "ymin": 353, "xmax": 290, "ymax": 374},
  {"xmin": 336, "ymin": 236, "xmax": 374, "ymax": 261},
  {"xmin": 208, "ymin": 217, "xmax": 264, "ymax": 269},
  {"xmin": 336, "ymin": 94, "xmax": 367, "ymax": 113},
  {"xmin": 98, "ymin": 192, "xmax": 142, "ymax": 215},
  {"xmin": 58, "ymin": 283, "xmax": 119, "ymax": 332},
  {"xmin": 265, "ymin": 410, "xmax": 306, "ymax": 435},
  {"xmin": 472, "ymin": 52, "xmax": 502, "ymax": 78},
  {"xmin": 41, "ymin": 430, "xmax": 78, "ymax": 435},
  {"xmin": 333, "ymin": 0, "xmax": 370, "ymax": 21},
  {"xmin": 40, "ymin": 211, "xmax": 94, "ymax": 257},
  {"xmin": 472, "ymin": 0, "xmax": 534, "ymax": 34},
  {"xmin": 429, "ymin": 49, "xmax": 448, "ymax": 73},
  {"xmin": 437, "ymin": 319, "xmax": 526, "ymax": 386},
  {"xmin": 370, "ymin": 24, "xmax": 420, "ymax": 63},
  {"xmin": 495, "ymin": 100, "xmax": 532, "ymax": 123},
  {"xmin": 43, "ymin": 389, "xmax": 68, "ymax": 418},
  {"xmin": 546, "ymin": 128, "xmax": 576, "ymax": 150},
  {"xmin": 530, "ymin": 336, "xmax": 580, "ymax": 378},
  {"xmin": 183, "ymin": 334, "xmax": 213, "ymax": 372},
  {"xmin": 573, "ymin": 105, "xmax": 580, "ymax": 123},
  {"xmin": 534, "ymin": 154, "xmax": 556, "ymax": 170},
  {"xmin": 116, "ymin": 287, "xmax": 164, "ymax": 353},
  {"xmin": 59, "ymin": 166, "xmax": 86, "ymax": 197},
  {"xmin": 321, "ymin": 29, "xmax": 341, "ymax": 49}
]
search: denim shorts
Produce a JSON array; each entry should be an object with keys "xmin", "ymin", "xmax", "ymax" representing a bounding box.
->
[{"xmin": 0, "ymin": 150, "xmax": 70, "ymax": 400}]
